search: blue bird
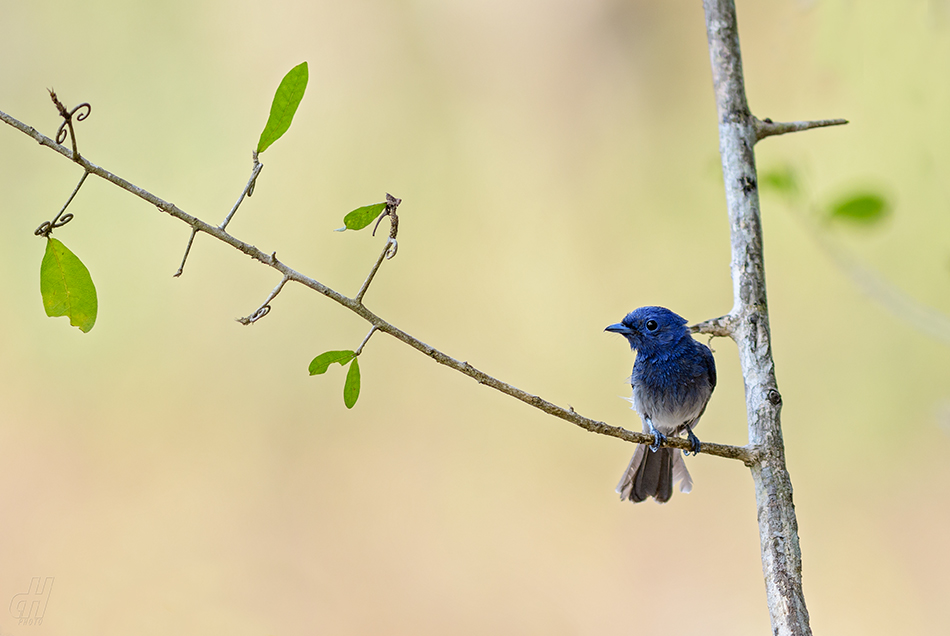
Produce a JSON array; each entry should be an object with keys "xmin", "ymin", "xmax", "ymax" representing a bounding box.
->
[{"xmin": 606, "ymin": 306, "xmax": 717, "ymax": 503}]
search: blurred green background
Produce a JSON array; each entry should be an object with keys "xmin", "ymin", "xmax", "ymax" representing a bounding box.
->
[{"xmin": 2, "ymin": 1, "xmax": 949, "ymax": 634}]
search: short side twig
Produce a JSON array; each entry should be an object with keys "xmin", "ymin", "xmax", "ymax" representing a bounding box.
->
[
  {"xmin": 175, "ymin": 156, "xmax": 264, "ymax": 277},
  {"xmin": 174, "ymin": 229, "xmax": 199, "ymax": 277},
  {"xmin": 754, "ymin": 116, "xmax": 848, "ymax": 142},
  {"xmin": 690, "ymin": 314, "xmax": 736, "ymax": 339}
]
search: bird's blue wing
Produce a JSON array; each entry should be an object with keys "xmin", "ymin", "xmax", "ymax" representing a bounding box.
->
[{"xmin": 702, "ymin": 342, "xmax": 717, "ymax": 390}]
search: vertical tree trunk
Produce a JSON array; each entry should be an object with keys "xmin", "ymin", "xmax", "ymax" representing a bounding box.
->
[{"xmin": 702, "ymin": 2, "xmax": 813, "ymax": 634}]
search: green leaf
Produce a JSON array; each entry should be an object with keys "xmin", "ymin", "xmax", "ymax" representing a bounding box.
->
[
  {"xmin": 760, "ymin": 167, "xmax": 799, "ymax": 196},
  {"xmin": 256, "ymin": 61, "xmax": 309, "ymax": 154},
  {"xmin": 308, "ymin": 350, "xmax": 355, "ymax": 375},
  {"xmin": 335, "ymin": 202, "xmax": 386, "ymax": 232},
  {"xmin": 40, "ymin": 237, "xmax": 98, "ymax": 333},
  {"xmin": 828, "ymin": 193, "xmax": 889, "ymax": 225},
  {"xmin": 343, "ymin": 357, "xmax": 361, "ymax": 409}
]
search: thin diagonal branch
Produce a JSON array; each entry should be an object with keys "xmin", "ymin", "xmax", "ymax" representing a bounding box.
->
[
  {"xmin": 754, "ymin": 116, "xmax": 848, "ymax": 142},
  {"xmin": 791, "ymin": 207, "xmax": 950, "ymax": 345},
  {"xmin": 1, "ymin": 106, "xmax": 756, "ymax": 465}
]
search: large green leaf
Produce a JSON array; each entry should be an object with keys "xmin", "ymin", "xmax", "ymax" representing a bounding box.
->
[
  {"xmin": 343, "ymin": 357, "xmax": 361, "ymax": 409},
  {"xmin": 40, "ymin": 237, "xmax": 97, "ymax": 333},
  {"xmin": 308, "ymin": 350, "xmax": 355, "ymax": 375},
  {"xmin": 256, "ymin": 61, "xmax": 309, "ymax": 154},
  {"xmin": 335, "ymin": 202, "xmax": 386, "ymax": 232}
]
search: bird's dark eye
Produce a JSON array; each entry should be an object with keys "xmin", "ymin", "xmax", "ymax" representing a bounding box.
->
[{"xmin": 645, "ymin": 319, "xmax": 658, "ymax": 332}]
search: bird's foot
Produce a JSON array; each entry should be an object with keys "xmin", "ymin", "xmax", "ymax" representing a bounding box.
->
[
  {"xmin": 648, "ymin": 422, "xmax": 666, "ymax": 452},
  {"xmin": 683, "ymin": 426, "xmax": 701, "ymax": 456}
]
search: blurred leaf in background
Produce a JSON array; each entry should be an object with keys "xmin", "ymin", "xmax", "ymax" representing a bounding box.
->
[
  {"xmin": 760, "ymin": 165, "xmax": 800, "ymax": 202},
  {"xmin": 826, "ymin": 192, "xmax": 890, "ymax": 227}
]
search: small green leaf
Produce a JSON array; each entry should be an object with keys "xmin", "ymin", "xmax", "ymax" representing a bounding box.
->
[
  {"xmin": 308, "ymin": 350, "xmax": 355, "ymax": 375},
  {"xmin": 335, "ymin": 202, "xmax": 386, "ymax": 232},
  {"xmin": 257, "ymin": 61, "xmax": 309, "ymax": 154},
  {"xmin": 40, "ymin": 237, "xmax": 98, "ymax": 333},
  {"xmin": 828, "ymin": 193, "xmax": 889, "ymax": 225},
  {"xmin": 760, "ymin": 167, "xmax": 799, "ymax": 196},
  {"xmin": 343, "ymin": 357, "xmax": 361, "ymax": 409}
]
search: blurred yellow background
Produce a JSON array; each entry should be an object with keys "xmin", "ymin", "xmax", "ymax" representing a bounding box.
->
[{"xmin": 2, "ymin": 1, "xmax": 949, "ymax": 634}]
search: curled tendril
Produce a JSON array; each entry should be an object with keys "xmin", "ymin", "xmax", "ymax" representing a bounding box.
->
[
  {"xmin": 251, "ymin": 305, "xmax": 271, "ymax": 322},
  {"xmin": 55, "ymin": 122, "xmax": 69, "ymax": 145},
  {"xmin": 238, "ymin": 305, "xmax": 271, "ymax": 325},
  {"xmin": 55, "ymin": 103, "xmax": 91, "ymax": 144},
  {"xmin": 51, "ymin": 99, "xmax": 91, "ymax": 159},
  {"xmin": 34, "ymin": 213, "xmax": 75, "ymax": 237},
  {"xmin": 385, "ymin": 238, "xmax": 398, "ymax": 260},
  {"xmin": 73, "ymin": 103, "xmax": 91, "ymax": 122}
]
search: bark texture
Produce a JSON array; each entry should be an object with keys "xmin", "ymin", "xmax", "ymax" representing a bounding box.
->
[{"xmin": 702, "ymin": 2, "xmax": 812, "ymax": 635}]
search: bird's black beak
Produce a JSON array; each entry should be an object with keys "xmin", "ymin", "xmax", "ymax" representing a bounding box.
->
[{"xmin": 605, "ymin": 322, "xmax": 634, "ymax": 336}]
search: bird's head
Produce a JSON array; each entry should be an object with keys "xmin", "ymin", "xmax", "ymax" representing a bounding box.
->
[{"xmin": 605, "ymin": 306, "xmax": 690, "ymax": 354}]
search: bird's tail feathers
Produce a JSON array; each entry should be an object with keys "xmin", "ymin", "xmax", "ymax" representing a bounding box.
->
[
  {"xmin": 671, "ymin": 449, "xmax": 693, "ymax": 494},
  {"xmin": 616, "ymin": 445, "xmax": 692, "ymax": 503}
]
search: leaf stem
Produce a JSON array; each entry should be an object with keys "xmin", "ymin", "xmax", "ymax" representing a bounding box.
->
[
  {"xmin": 34, "ymin": 169, "xmax": 90, "ymax": 237},
  {"xmin": 354, "ymin": 327, "xmax": 377, "ymax": 356}
]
